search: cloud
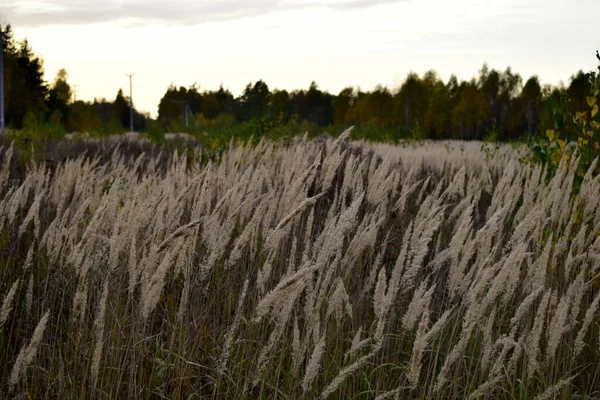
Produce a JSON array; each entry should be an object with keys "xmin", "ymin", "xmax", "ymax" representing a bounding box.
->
[{"xmin": 0, "ymin": 0, "xmax": 404, "ymax": 27}]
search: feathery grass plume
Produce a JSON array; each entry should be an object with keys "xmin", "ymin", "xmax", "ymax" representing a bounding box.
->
[
  {"xmin": 468, "ymin": 375, "xmax": 504, "ymax": 400},
  {"xmin": 228, "ymin": 205, "xmax": 264, "ymax": 270},
  {"xmin": 546, "ymin": 270, "xmax": 584, "ymax": 362},
  {"xmin": 534, "ymin": 375, "xmax": 577, "ymax": 400},
  {"xmin": 394, "ymin": 176, "xmax": 424, "ymax": 214},
  {"xmin": 91, "ymin": 279, "xmax": 109, "ymax": 386},
  {"xmin": 0, "ymin": 186, "xmax": 15, "ymax": 231},
  {"xmin": 359, "ymin": 244, "xmax": 386, "ymax": 299},
  {"xmin": 477, "ymin": 204, "xmax": 510, "ymax": 261},
  {"xmin": 141, "ymin": 242, "xmax": 182, "ymax": 321},
  {"xmin": 128, "ymin": 229, "xmax": 139, "ymax": 298},
  {"xmin": 558, "ymin": 158, "xmax": 577, "ymax": 229},
  {"xmin": 500, "ymin": 243, "xmax": 528, "ymax": 303},
  {"xmin": 343, "ymin": 215, "xmax": 384, "ymax": 268},
  {"xmin": 480, "ymin": 307, "xmax": 498, "ymax": 374},
  {"xmin": 402, "ymin": 281, "xmax": 434, "ymax": 331},
  {"xmin": 23, "ymin": 241, "xmax": 35, "ymax": 272},
  {"xmin": 9, "ymin": 310, "xmax": 50, "ymax": 389},
  {"xmin": 176, "ymin": 256, "xmax": 191, "ymax": 323},
  {"xmin": 487, "ymin": 160, "xmax": 518, "ymax": 219},
  {"xmin": 200, "ymin": 217, "xmax": 236, "ymax": 282},
  {"xmin": 255, "ymin": 263, "xmax": 318, "ymax": 323},
  {"xmin": 489, "ymin": 335, "xmax": 519, "ymax": 379},
  {"xmin": 383, "ymin": 221, "xmax": 414, "ymax": 314},
  {"xmin": 373, "ymin": 266, "xmax": 388, "ymax": 320},
  {"xmin": 450, "ymin": 242, "xmax": 477, "ymax": 301},
  {"xmin": 320, "ymin": 341, "xmax": 382, "ymax": 399},
  {"xmin": 509, "ymin": 287, "xmax": 544, "ymax": 337},
  {"xmin": 0, "ymin": 279, "xmax": 20, "ymax": 328},
  {"xmin": 408, "ymin": 307, "xmax": 430, "ymax": 387},
  {"xmin": 568, "ymin": 270, "xmax": 588, "ymax": 328},
  {"xmin": 257, "ymin": 287, "xmax": 299, "ymax": 377},
  {"xmin": 302, "ymin": 329, "xmax": 327, "ymax": 394},
  {"xmin": 326, "ymin": 278, "xmax": 352, "ymax": 326},
  {"xmin": 526, "ymin": 290, "xmax": 551, "ymax": 378},
  {"xmin": 444, "ymin": 165, "xmax": 467, "ymax": 199},
  {"xmin": 507, "ymin": 333, "xmax": 525, "ymax": 375},
  {"xmin": 366, "ymin": 161, "xmax": 396, "ymax": 207},
  {"xmin": 510, "ymin": 204, "xmax": 545, "ymax": 248},
  {"xmin": 574, "ymin": 290, "xmax": 600, "ymax": 357},
  {"xmin": 345, "ymin": 327, "xmax": 366, "ymax": 360},
  {"xmin": 301, "ymin": 207, "xmax": 315, "ymax": 264},
  {"xmin": 0, "ymin": 144, "xmax": 13, "ymax": 188},
  {"xmin": 292, "ymin": 315, "xmax": 302, "ymax": 372},
  {"xmin": 320, "ymin": 147, "xmax": 345, "ymax": 192},
  {"xmin": 315, "ymin": 192, "xmax": 364, "ymax": 268},
  {"xmin": 447, "ymin": 205, "xmax": 474, "ymax": 296},
  {"xmin": 406, "ymin": 310, "xmax": 454, "ymax": 389},
  {"xmin": 286, "ymin": 235, "xmax": 299, "ymax": 276},
  {"xmin": 415, "ymin": 176, "xmax": 432, "ymax": 207},
  {"xmin": 71, "ymin": 250, "xmax": 98, "ymax": 322},
  {"xmin": 435, "ymin": 323, "xmax": 475, "ymax": 393},
  {"xmin": 18, "ymin": 188, "xmax": 45, "ymax": 240},
  {"xmin": 471, "ymin": 243, "xmax": 527, "ymax": 325},
  {"xmin": 8, "ymin": 173, "xmax": 35, "ymax": 225},
  {"xmin": 565, "ymin": 224, "xmax": 587, "ymax": 279},
  {"xmin": 25, "ymin": 274, "xmax": 33, "ymax": 315},
  {"xmin": 461, "ymin": 258, "xmax": 504, "ymax": 329},
  {"xmin": 340, "ymin": 153, "xmax": 358, "ymax": 200},
  {"xmin": 218, "ymin": 278, "xmax": 249, "ymax": 376},
  {"xmin": 271, "ymin": 191, "xmax": 326, "ymax": 235},
  {"xmin": 579, "ymin": 156, "xmax": 599, "ymax": 201},
  {"xmin": 528, "ymin": 233, "xmax": 552, "ymax": 292},
  {"xmin": 157, "ymin": 219, "xmax": 202, "ymax": 253}
]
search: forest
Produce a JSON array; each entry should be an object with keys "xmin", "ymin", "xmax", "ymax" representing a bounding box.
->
[{"xmin": 0, "ymin": 23, "xmax": 598, "ymax": 143}]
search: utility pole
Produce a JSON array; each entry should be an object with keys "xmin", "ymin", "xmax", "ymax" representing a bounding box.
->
[
  {"xmin": 0, "ymin": 26, "xmax": 5, "ymax": 131},
  {"xmin": 126, "ymin": 72, "xmax": 134, "ymax": 132}
]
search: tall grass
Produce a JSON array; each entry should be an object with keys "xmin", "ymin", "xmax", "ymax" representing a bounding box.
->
[{"xmin": 0, "ymin": 129, "xmax": 599, "ymax": 399}]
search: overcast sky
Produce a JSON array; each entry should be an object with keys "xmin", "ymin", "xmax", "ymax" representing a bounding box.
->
[{"xmin": 1, "ymin": 0, "xmax": 598, "ymax": 117}]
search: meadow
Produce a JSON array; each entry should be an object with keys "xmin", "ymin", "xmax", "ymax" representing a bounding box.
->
[{"xmin": 1, "ymin": 128, "xmax": 599, "ymax": 399}]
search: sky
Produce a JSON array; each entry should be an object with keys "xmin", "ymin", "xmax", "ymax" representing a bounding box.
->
[{"xmin": 1, "ymin": 0, "xmax": 598, "ymax": 117}]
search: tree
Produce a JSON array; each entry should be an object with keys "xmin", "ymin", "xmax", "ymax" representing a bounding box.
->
[
  {"xmin": 424, "ymin": 80, "xmax": 451, "ymax": 139},
  {"xmin": 67, "ymin": 100, "xmax": 102, "ymax": 133},
  {"xmin": 334, "ymin": 87, "xmax": 354, "ymax": 125},
  {"xmin": 1, "ymin": 25, "xmax": 48, "ymax": 128},
  {"xmin": 157, "ymin": 85, "xmax": 185, "ymax": 127},
  {"xmin": 238, "ymin": 80, "xmax": 271, "ymax": 121},
  {"xmin": 452, "ymin": 81, "xmax": 489, "ymax": 140},
  {"xmin": 215, "ymin": 85, "xmax": 236, "ymax": 116},
  {"xmin": 269, "ymin": 89, "xmax": 291, "ymax": 119},
  {"xmin": 46, "ymin": 68, "xmax": 72, "ymax": 125},
  {"xmin": 508, "ymin": 76, "xmax": 543, "ymax": 137},
  {"xmin": 114, "ymin": 89, "xmax": 130, "ymax": 129},
  {"xmin": 365, "ymin": 85, "xmax": 393, "ymax": 129}
]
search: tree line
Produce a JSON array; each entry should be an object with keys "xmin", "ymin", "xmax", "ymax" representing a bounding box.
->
[
  {"xmin": 1, "ymin": 23, "xmax": 595, "ymax": 141},
  {"xmin": 157, "ymin": 68, "xmax": 594, "ymax": 142},
  {"xmin": 0, "ymin": 25, "xmax": 149, "ymax": 135}
]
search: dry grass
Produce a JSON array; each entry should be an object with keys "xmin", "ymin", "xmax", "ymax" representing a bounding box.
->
[{"xmin": 0, "ymin": 130, "xmax": 599, "ymax": 399}]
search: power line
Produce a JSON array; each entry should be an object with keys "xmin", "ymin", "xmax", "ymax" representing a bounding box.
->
[
  {"xmin": 0, "ymin": 26, "xmax": 5, "ymax": 131},
  {"xmin": 126, "ymin": 72, "xmax": 134, "ymax": 132}
]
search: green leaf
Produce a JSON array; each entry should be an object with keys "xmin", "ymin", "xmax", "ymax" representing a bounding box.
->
[
  {"xmin": 546, "ymin": 129, "xmax": 555, "ymax": 141},
  {"xmin": 587, "ymin": 96, "xmax": 597, "ymax": 107},
  {"xmin": 592, "ymin": 104, "xmax": 599, "ymax": 119}
]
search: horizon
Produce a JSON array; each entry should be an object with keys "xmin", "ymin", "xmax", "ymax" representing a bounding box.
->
[{"xmin": 1, "ymin": 0, "xmax": 599, "ymax": 118}]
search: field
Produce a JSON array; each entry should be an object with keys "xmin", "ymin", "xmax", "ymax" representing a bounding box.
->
[{"xmin": 1, "ymin": 129, "xmax": 600, "ymax": 399}]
